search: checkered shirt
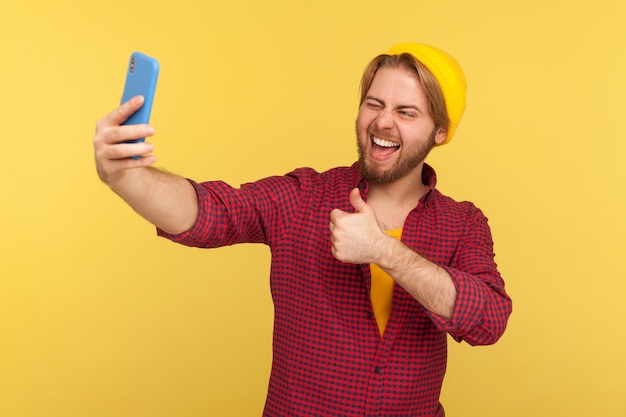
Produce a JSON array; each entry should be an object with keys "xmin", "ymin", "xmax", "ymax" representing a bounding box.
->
[{"xmin": 158, "ymin": 162, "xmax": 512, "ymax": 417}]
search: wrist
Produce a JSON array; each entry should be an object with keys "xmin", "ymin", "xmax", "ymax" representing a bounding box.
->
[{"xmin": 373, "ymin": 233, "xmax": 404, "ymax": 269}]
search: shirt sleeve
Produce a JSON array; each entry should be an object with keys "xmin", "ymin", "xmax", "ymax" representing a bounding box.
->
[
  {"xmin": 424, "ymin": 207, "xmax": 512, "ymax": 346},
  {"xmin": 157, "ymin": 174, "xmax": 302, "ymax": 248}
]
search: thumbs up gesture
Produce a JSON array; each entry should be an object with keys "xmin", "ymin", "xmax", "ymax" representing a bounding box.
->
[{"xmin": 329, "ymin": 188, "xmax": 388, "ymax": 264}]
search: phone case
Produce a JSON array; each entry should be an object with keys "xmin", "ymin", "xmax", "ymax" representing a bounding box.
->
[{"xmin": 120, "ymin": 52, "xmax": 159, "ymax": 144}]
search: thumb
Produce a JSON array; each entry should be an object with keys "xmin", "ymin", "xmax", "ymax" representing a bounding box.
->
[{"xmin": 349, "ymin": 188, "xmax": 369, "ymax": 213}]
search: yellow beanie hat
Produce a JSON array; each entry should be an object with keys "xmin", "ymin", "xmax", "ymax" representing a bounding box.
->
[{"xmin": 386, "ymin": 43, "xmax": 467, "ymax": 144}]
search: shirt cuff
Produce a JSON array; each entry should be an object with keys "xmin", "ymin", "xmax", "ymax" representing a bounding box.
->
[
  {"xmin": 423, "ymin": 266, "xmax": 486, "ymax": 343},
  {"xmin": 156, "ymin": 179, "xmax": 206, "ymax": 245}
]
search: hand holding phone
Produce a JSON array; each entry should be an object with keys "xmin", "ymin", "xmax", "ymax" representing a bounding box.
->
[{"xmin": 120, "ymin": 52, "xmax": 159, "ymax": 158}]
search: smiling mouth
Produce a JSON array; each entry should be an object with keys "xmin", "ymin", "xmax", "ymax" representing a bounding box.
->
[
  {"xmin": 371, "ymin": 135, "xmax": 400, "ymax": 158},
  {"xmin": 372, "ymin": 136, "xmax": 400, "ymax": 148}
]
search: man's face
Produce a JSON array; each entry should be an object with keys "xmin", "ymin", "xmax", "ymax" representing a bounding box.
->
[{"xmin": 356, "ymin": 66, "xmax": 447, "ymax": 184}]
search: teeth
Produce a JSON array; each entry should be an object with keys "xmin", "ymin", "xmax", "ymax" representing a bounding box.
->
[{"xmin": 373, "ymin": 137, "xmax": 399, "ymax": 148}]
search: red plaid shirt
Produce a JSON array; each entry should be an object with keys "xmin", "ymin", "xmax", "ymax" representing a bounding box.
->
[{"xmin": 158, "ymin": 163, "xmax": 512, "ymax": 417}]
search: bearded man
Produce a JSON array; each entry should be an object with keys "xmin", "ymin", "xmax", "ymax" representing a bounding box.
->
[{"xmin": 93, "ymin": 43, "xmax": 512, "ymax": 417}]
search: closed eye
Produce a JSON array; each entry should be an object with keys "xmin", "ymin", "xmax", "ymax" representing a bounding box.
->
[
  {"xmin": 397, "ymin": 110, "xmax": 418, "ymax": 119},
  {"xmin": 365, "ymin": 100, "xmax": 383, "ymax": 110}
]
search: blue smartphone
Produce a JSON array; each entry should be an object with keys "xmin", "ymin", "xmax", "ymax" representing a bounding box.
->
[{"xmin": 120, "ymin": 52, "xmax": 159, "ymax": 157}]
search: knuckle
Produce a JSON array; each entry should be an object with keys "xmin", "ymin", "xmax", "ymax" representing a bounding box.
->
[
  {"xmin": 109, "ymin": 128, "xmax": 123, "ymax": 143},
  {"xmin": 95, "ymin": 118, "xmax": 105, "ymax": 132}
]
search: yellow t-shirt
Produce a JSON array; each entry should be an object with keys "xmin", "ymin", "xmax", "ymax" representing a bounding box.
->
[{"xmin": 370, "ymin": 228, "xmax": 402, "ymax": 336}]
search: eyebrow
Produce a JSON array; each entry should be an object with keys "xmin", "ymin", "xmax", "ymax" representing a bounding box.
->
[{"xmin": 365, "ymin": 96, "xmax": 424, "ymax": 114}]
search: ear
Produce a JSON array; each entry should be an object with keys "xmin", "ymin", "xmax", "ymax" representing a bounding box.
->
[{"xmin": 434, "ymin": 127, "xmax": 448, "ymax": 145}]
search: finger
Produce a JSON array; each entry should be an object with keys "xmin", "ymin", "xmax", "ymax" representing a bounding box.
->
[
  {"xmin": 96, "ymin": 95, "xmax": 145, "ymax": 130},
  {"xmin": 104, "ymin": 141, "xmax": 155, "ymax": 160},
  {"xmin": 349, "ymin": 188, "xmax": 368, "ymax": 213},
  {"xmin": 103, "ymin": 154, "xmax": 157, "ymax": 173},
  {"xmin": 101, "ymin": 124, "xmax": 155, "ymax": 145},
  {"xmin": 95, "ymin": 150, "xmax": 156, "ymax": 183},
  {"xmin": 329, "ymin": 208, "xmax": 345, "ymax": 222}
]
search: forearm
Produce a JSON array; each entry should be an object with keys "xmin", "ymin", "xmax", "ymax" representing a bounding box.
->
[
  {"xmin": 109, "ymin": 166, "xmax": 198, "ymax": 235},
  {"xmin": 376, "ymin": 237, "xmax": 457, "ymax": 320},
  {"xmin": 330, "ymin": 190, "xmax": 511, "ymax": 342}
]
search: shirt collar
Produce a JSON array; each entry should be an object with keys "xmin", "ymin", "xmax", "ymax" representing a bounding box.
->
[{"xmin": 422, "ymin": 163, "xmax": 438, "ymax": 198}]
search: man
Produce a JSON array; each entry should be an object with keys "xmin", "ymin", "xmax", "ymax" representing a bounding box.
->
[{"xmin": 93, "ymin": 43, "xmax": 512, "ymax": 417}]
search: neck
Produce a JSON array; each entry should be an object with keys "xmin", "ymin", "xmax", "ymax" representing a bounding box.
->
[{"xmin": 368, "ymin": 162, "xmax": 428, "ymax": 206}]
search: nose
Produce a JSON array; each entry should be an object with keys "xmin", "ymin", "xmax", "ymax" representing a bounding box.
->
[{"xmin": 374, "ymin": 108, "xmax": 394, "ymax": 130}]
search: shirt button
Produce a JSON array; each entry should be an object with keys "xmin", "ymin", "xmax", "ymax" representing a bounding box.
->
[{"xmin": 374, "ymin": 366, "xmax": 381, "ymax": 374}]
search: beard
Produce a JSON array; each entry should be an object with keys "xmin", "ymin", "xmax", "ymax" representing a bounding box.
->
[{"xmin": 357, "ymin": 127, "xmax": 437, "ymax": 185}]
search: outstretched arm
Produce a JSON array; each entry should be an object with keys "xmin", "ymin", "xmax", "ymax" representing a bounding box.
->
[{"xmin": 93, "ymin": 96, "xmax": 198, "ymax": 234}]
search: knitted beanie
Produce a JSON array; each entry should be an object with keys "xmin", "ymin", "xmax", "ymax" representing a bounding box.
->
[{"xmin": 386, "ymin": 43, "xmax": 467, "ymax": 144}]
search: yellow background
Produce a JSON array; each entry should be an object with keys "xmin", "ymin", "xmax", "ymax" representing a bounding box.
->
[{"xmin": 1, "ymin": 0, "xmax": 625, "ymax": 416}]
